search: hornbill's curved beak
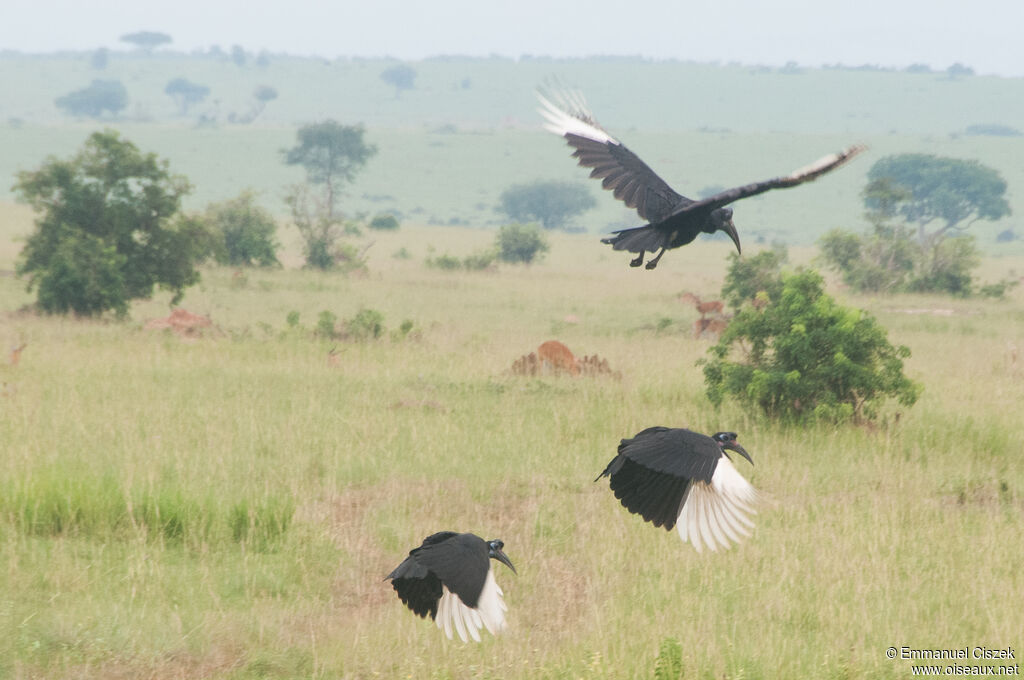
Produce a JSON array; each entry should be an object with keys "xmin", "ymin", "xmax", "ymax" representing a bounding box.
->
[
  {"xmin": 492, "ymin": 548, "xmax": 517, "ymax": 575},
  {"xmin": 722, "ymin": 219, "xmax": 741, "ymax": 254},
  {"xmin": 723, "ymin": 441, "xmax": 753, "ymax": 466}
]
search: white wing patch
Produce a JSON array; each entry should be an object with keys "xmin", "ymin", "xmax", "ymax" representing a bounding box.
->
[
  {"xmin": 435, "ymin": 569, "xmax": 508, "ymax": 642},
  {"xmin": 537, "ymin": 91, "xmax": 617, "ymax": 146},
  {"xmin": 784, "ymin": 144, "xmax": 867, "ymax": 182},
  {"xmin": 676, "ymin": 457, "xmax": 757, "ymax": 552}
]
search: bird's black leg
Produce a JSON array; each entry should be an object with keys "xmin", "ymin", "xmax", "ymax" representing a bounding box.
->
[
  {"xmin": 644, "ymin": 248, "xmax": 666, "ymax": 270},
  {"xmin": 629, "ymin": 251, "xmax": 645, "ymax": 267}
]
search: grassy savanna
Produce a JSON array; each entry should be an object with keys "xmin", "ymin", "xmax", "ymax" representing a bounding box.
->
[
  {"xmin": 3, "ymin": 54, "xmax": 1024, "ymax": 247},
  {"xmin": 1, "ymin": 213, "xmax": 1022, "ymax": 678}
]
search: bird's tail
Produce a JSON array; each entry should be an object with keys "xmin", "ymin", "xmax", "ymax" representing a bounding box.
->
[{"xmin": 601, "ymin": 225, "xmax": 666, "ymax": 254}]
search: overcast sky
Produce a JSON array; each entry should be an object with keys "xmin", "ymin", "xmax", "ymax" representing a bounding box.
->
[{"xmin": 3, "ymin": 0, "xmax": 1022, "ymax": 76}]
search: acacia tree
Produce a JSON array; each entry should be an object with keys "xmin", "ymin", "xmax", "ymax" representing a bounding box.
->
[
  {"xmin": 866, "ymin": 154, "xmax": 1010, "ymax": 247},
  {"xmin": 380, "ymin": 64, "xmax": 417, "ymax": 97},
  {"xmin": 819, "ymin": 155, "xmax": 1010, "ymax": 296},
  {"xmin": 164, "ymin": 78, "xmax": 210, "ymax": 115},
  {"xmin": 14, "ymin": 131, "xmax": 204, "ymax": 316},
  {"xmin": 282, "ymin": 121, "xmax": 377, "ymax": 269},
  {"xmin": 120, "ymin": 31, "xmax": 172, "ymax": 52},
  {"xmin": 498, "ymin": 180, "xmax": 596, "ymax": 230},
  {"xmin": 55, "ymin": 80, "xmax": 128, "ymax": 118}
]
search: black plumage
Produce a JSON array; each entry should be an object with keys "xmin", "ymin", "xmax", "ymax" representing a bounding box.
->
[
  {"xmin": 596, "ymin": 428, "xmax": 758, "ymax": 551},
  {"xmin": 387, "ymin": 532, "xmax": 516, "ymax": 641},
  {"xmin": 539, "ymin": 88, "xmax": 865, "ymax": 269}
]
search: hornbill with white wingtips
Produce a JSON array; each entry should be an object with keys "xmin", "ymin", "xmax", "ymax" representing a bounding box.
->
[
  {"xmin": 538, "ymin": 88, "xmax": 865, "ymax": 269},
  {"xmin": 596, "ymin": 428, "xmax": 758, "ymax": 552},
  {"xmin": 387, "ymin": 532, "xmax": 516, "ymax": 642}
]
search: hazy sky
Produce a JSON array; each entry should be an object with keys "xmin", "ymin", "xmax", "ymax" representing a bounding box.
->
[{"xmin": 4, "ymin": 0, "xmax": 1023, "ymax": 76}]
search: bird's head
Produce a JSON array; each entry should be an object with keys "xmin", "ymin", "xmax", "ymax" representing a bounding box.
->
[
  {"xmin": 487, "ymin": 539, "xmax": 517, "ymax": 574},
  {"xmin": 712, "ymin": 431, "xmax": 753, "ymax": 465},
  {"xmin": 711, "ymin": 207, "xmax": 741, "ymax": 254}
]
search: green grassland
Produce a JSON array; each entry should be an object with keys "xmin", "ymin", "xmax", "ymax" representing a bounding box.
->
[
  {"xmin": 1, "ymin": 54, "xmax": 1023, "ymax": 247},
  {"xmin": 1, "ymin": 55, "xmax": 1023, "ymax": 678},
  {"xmin": 1, "ymin": 210, "xmax": 1022, "ymax": 678}
]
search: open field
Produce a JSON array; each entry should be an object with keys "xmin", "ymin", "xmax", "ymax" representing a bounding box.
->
[
  {"xmin": 1, "ymin": 217, "xmax": 1022, "ymax": 678},
  {"xmin": 2, "ymin": 54, "xmax": 1023, "ymax": 246}
]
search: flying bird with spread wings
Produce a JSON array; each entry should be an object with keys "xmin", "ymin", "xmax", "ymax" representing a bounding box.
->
[{"xmin": 538, "ymin": 88, "xmax": 866, "ymax": 269}]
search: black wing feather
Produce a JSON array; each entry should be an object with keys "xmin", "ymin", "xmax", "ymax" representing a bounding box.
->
[
  {"xmin": 612, "ymin": 427, "xmax": 721, "ymax": 483},
  {"xmin": 674, "ymin": 144, "xmax": 867, "ymax": 216},
  {"xmin": 409, "ymin": 533, "xmax": 490, "ymax": 608},
  {"xmin": 605, "ymin": 457, "xmax": 691, "ymax": 530},
  {"xmin": 561, "ymin": 133, "xmax": 688, "ymax": 225}
]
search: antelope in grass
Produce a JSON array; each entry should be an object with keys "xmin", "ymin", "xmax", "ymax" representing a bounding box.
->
[{"xmin": 8, "ymin": 342, "xmax": 26, "ymax": 367}]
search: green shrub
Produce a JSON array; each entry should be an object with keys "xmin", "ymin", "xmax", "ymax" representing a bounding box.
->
[
  {"xmin": 701, "ymin": 269, "xmax": 921, "ymax": 423},
  {"xmin": 720, "ymin": 247, "xmax": 787, "ymax": 309},
  {"xmin": 344, "ymin": 308, "xmax": 385, "ymax": 340},
  {"xmin": 205, "ymin": 191, "xmax": 280, "ymax": 267},
  {"xmin": 368, "ymin": 213, "xmax": 400, "ymax": 230},
  {"xmin": 495, "ymin": 223, "xmax": 549, "ymax": 264},
  {"xmin": 425, "ymin": 253, "xmax": 462, "ymax": 271},
  {"xmin": 316, "ymin": 310, "xmax": 338, "ymax": 338},
  {"xmin": 461, "ymin": 250, "xmax": 496, "ymax": 271},
  {"xmin": 426, "ymin": 250, "xmax": 496, "ymax": 271}
]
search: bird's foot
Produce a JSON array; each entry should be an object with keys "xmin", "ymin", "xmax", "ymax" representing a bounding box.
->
[
  {"xmin": 629, "ymin": 254, "xmax": 644, "ymax": 267},
  {"xmin": 644, "ymin": 249, "xmax": 665, "ymax": 269}
]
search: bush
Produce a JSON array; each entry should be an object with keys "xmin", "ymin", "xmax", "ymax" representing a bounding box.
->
[
  {"xmin": 819, "ymin": 226, "xmax": 980, "ymax": 296},
  {"xmin": 344, "ymin": 308, "xmax": 385, "ymax": 341},
  {"xmin": 204, "ymin": 191, "xmax": 280, "ymax": 267},
  {"xmin": 495, "ymin": 223, "xmax": 549, "ymax": 264},
  {"xmin": 426, "ymin": 250, "xmax": 496, "ymax": 271},
  {"xmin": 720, "ymin": 247, "xmax": 787, "ymax": 309},
  {"xmin": 368, "ymin": 213, "xmax": 400, "ymax": 230},
  {"xmin": 316, "ymin": 311, "xmax": 338, "ymax": 338},
  {"xmin": 425, "ymin": 253, "xmax": 462, "ymax": 271},
  {"xmin": 701, "ymin": 269, "xmax": 921, "ymax": 423}
]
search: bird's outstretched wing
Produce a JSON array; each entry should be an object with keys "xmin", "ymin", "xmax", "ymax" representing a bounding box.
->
[
  {"xmin": 676, "ymin": 144, "xmax": 867, "ymax": 215},
  {"xmin": 538, "ymin": 88, "xmax": 688, "ymax": 224},
  {"xmin": 412, "ymin": 533, "xmax": 490, "ymax": 608},
  {"xmin": 600, "ymin": 427, "xmax": 722, "ymax": 483}
]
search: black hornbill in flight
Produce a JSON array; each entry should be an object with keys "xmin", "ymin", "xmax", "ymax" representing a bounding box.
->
[
  {"xmin": 387, "ymin": 532, "xmax": 516, "ymax": 642},
  {"xmin": 539, "ymin": 88, "xmax": 865, "ymax": 269},
  {"xmin": 597, "ymin": 427, "xmax": 758, "ymax": 552}
]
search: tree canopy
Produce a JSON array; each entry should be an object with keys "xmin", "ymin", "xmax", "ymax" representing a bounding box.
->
[
  {"xmin": 14, "ymin": 131, "xmax": 204, "ymax": 316},
  {"xmin": 380, "ymin": 64, "xmax": 417, "ymax": 96},
  {"xmin": 164, "ymin": 77, "xmax": 210, "ymax": 115},
  {"xmin": 283, "ymin": 121, "xmax": 377, "ymax": 218},
  {"xmin": 866, "ymin": 154, "xmax": 1010, "ymax": 245},
  {"xmin": 498, "ymin": 180, "xmax": 596, "ymax": 230},
  {"xmin": 120, "ymin": 31, "xmax": 172, "ymax": 51},
  {"xmin": 55, "ymin": 80, "xmax": 128, "ymax": 118}
]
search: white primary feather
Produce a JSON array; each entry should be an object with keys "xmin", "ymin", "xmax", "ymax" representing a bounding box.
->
[
  {"xmin": 435, "ymin": 570, "xmax": 508, "ymax": 642},
  {"xmin": 676, "ymin": 456, "xmax": 757, "ymax": 552},
  {"xmin": 537, "ymin": 91, "xmax": 616, "ymax": 145}
]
